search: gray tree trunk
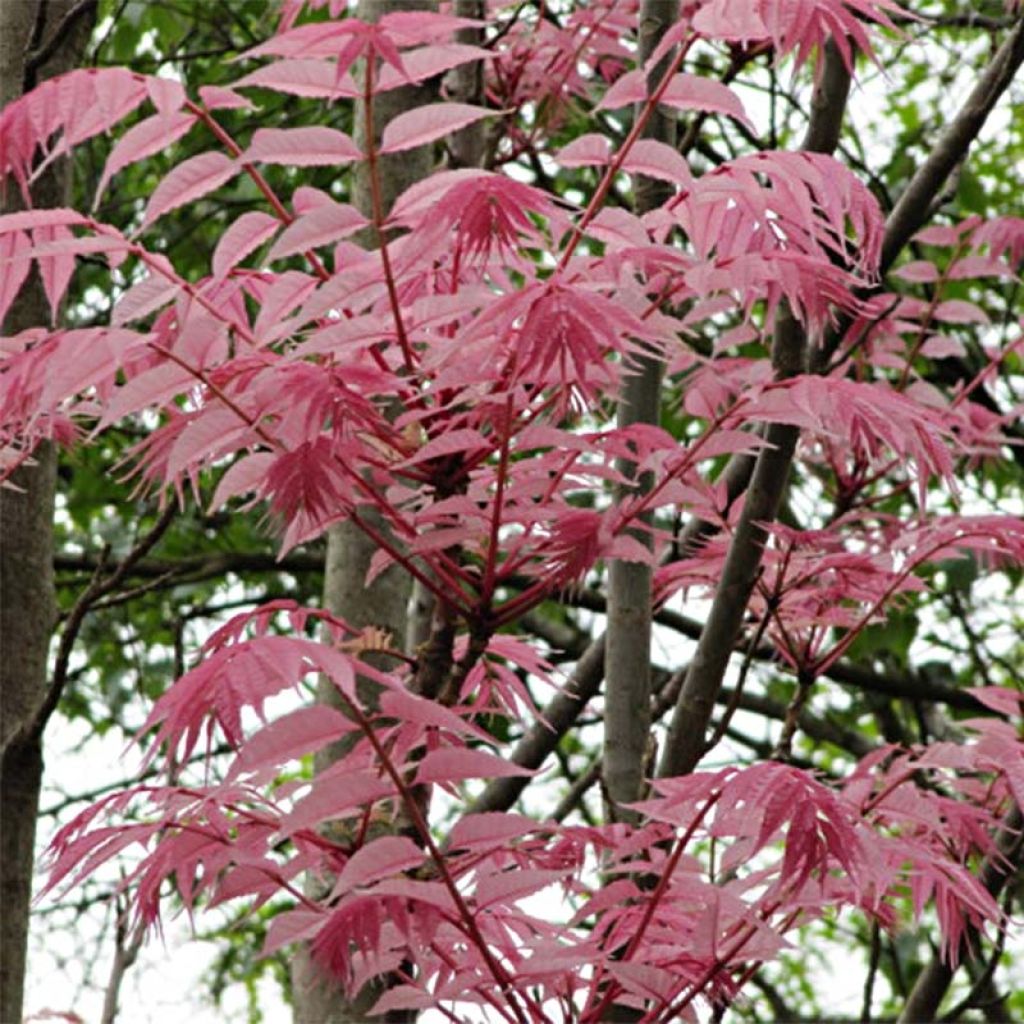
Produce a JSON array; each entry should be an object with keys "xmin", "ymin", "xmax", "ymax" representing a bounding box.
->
[
  {"xmin": 0, "ymin": 4, "xmax": 94, "ymax": 1021},
  {"xmin": 658, "ymin": 41, "xmax": 852, "ymax": 779},
  {"xmin": 603, "ymin": 0, "xmax": 678, "ymax": 823},
  {"xmin": 291, "ymin": 3, "xmax": 436, "ymax": 1020}
]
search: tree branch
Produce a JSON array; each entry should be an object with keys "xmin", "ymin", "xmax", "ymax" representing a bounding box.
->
[
  {"xmin": 28, "ymin": 504, "xmax": 177, "ymax": 742},
  {"xmin": 658, "ymin": 311, "xmax": 809, "ymax": 777},
  {"xmin": 898, "ymin": 803, "xmax": 1024, "ymax": 1022},
  {"xmin": 658, "ymin": 40, "xmax": 854, "ymax": 778},
  {"xmin": 23, "ymin": 0, "xmax": 97, "ymax": 84},
  {"xmin": 55, "ymin": 549, "xmax": 324, "ymax": 580},
  {"xmin": 880, "ymin": 17, "xmax": 1024, "ymax": 272}
]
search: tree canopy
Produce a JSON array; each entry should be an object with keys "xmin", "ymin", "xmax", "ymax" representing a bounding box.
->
[{"xmin": 3, "ymin": 1, "xmax": 1024, "ymax": 1022}]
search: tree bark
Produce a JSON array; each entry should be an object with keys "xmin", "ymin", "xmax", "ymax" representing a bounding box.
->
[
  {"xmin": 898, "ymin": 804, "xmax": 1024, "ymax": 1023},
  {"xmin": 603, "ymin": 0, "xmax": 679, "ymax": 823},
  {"xmin": 658, "ymin": 39, "xmax": 852, "ymax": 779},
  {"xmin": 291, "ymin": 3, "xmax": 436, "ymax": 1021},
  {"xmin": 0, "ymin": 4, "xmax": 94, "ymax": 1022}
]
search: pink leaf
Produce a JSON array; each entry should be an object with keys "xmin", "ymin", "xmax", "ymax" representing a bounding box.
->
[
  {"xmin": 376, "ymin": 43, "xmax": 492, "ymax": 90},
  {"xmin": 378, "ymin": 10, "xmax": 484, "ymax": 44},
  {"xmin": 892, "ymin": 260, "xmax": 940, "ymax": 283},
  {"xmin": 947, "ymin": 255, "xmax": 1013, "ymax": 280},
  {"xmin": 933, "ymin": 299, "xmax": 989, "ymax": 324},
  {"xmin": 0, "ymin": 231, "xmax": 32, "ymax": 325},
  {"xmin": 111, "ymin": 272, "xmax": 179, "ymax": 326},
  {"xmin": 915, "ymin": 224, "xmax": 960, "ymax": 246},
  {"xmin": 252, "ymin": 271, "xmax": 318, "ymax": 341},
  {"xmin": 267, "ymin": 203, "xmax": 367, "ymax": 262},
  {"xmin": 968, "ymin": 687, "xmax": 1024, "ymax": 717},
  {"xmin": 241, "ymin": 127, "xmax": 362, "ymax": 166},
  {"xmin": 919, "ymin": 335, "xmax": 965, "ymax": 359},
  {"xmin": 198, "ymin": 85, "xmax": 253, "ymax": 110},
  {"xmin": 210, "ymin": 452, "xmax": 277, "ymax": 510},
  {"xmin": 0, "ymin": 209, "xmax": 90, "ymax": 234},
  {"xmin": 146, "ymin": 77, "xmax": 186, "ymax": 114},
  {"xmin": 234, "ymin": 59, "xmax": 359, "ymax": 100},
  {"xmin": 262, "ymin": 909, "xmax": 325, "ymax": 956},
  {"xmin": 212, "ymin": 211, "xmax": 280, "ymax": 278},
  {"xmin": 32, "ymin": 224, "xmax": 76, "ymax": 318},
  {"xmin": 282, "ymin": 771, "xmax": 396, "ymax": 835},
  {"xmin": 473, "ymin": 867, "xmax": 565, "ymax": 909},
  {"xmin": 233, "ymin": 705, "xmax": 354, "ymax": 774},
  {"xmin": 98, "ymin": 112, "xmax": 196, "ymax": 203},
  {"xmin": 661, "ymin": 73, "xmax": 753, "ymax": 128},
  {"xmin": 141, "ymin": 152, "xmax": 239, "ymax": 228},
  {"xmin": 607, "ymin": 962, "xmax": 680, "ymax": 1003},
  {"xmin": 556, "ymin": 133, "xmax": 612, "ymax": 168},
  {"xmin": 333, "ymin": 836, "xmax": 425, "ymax": 892},
  {"xmin": 405, "ymin": 428, "xmax": 491, "ymax": 465},
  {"xmin": 369, "ymin": 877, "xmax": 457, "ymax": 913},
  {"xmin": 414, "ymin": 747, "xmax": 535, "ymax": 785},
  {"xmin": 621, "ymin": 139, "xmax": 693, "ymax": 187},
  {"xmin": 165, "ymin": 405, "xmax": 252, "ymax": 480},
  {"xmin": 447, "ymin": 812, "xmax": 538, "ymax": 851},
  {"xmin": 99, "ymin": 361, "xmax": 194, "ymax": 426},
  {"xmin": 596, "ymin": 69, "xmax": 646, "ymax": 110},
  {"xmin": 599, "ymin": 72, "xmax": 751, "ymax": 127},
  {"xmin": 39, "ymin": 329, "xmax": 144, "ymax": 408},
  {"xmin": 379, "ymin": 103, "xmax": 495, "ymax": 154},
  {"xmin": 378, "ymin": 690, "xmax": 489, "ymax": 741}
]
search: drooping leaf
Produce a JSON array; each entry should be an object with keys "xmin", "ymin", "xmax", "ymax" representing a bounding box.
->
[
  {"xmin": 379, "ymin": 103, "xmax": 495, "ymax": 154},
  {"xmin": 241, "ymin": 127, "xmax": 363, "ymax": 167},
  {"xmin": 141, "ymin": 151, "xmax": 239, "ymax": 228}
]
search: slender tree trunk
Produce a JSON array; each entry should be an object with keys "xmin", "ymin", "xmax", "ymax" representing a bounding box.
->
[
  {"xmin": 291, "ymin": 3, "xmax": 436, "ymax": 1020},
  {"xmin": 603, "ymin": 0, "xmax": 680, "ymax": 825},
  {"xmin": 403, "ymin": 0, "xmax": 486, "ymax": 656},
  {"xmin": 658, "ymin": 40, "xmax": 852, "ymax": 779},
  {"xmin": 601, "ymin": 6, "xmax": 680, "ymax": 1019},
  {"xmin": 0, "ymin": 4, "xmax": 94, "ymax": 1021}
]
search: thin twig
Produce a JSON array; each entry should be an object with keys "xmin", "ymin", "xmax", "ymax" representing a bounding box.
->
[
  {"xmin": 861, "ymin": 921, "xmax": 882, "ymax": 1023},
  {"xmin": 99, "ymin": 891, "xmax": 145, "ymax": 1024},
  {"xmin": 702, "ymin": 596, "xmax": 772, "ymax": 758},
  {"xmin": 24, "ymin": 0, "xmax": 97, "ymax": 82},
  {"xmin": 28, "ymin": 503, "xmax": 177, "ymax": 741}
]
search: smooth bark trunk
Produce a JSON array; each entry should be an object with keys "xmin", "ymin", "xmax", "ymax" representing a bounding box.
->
[
  {"xmin": 0, "ymin": 4, "xmax": 94, "ymax": 1021},
  {"xmin": 658, "ymin": 41, "xmax": 852, "ymax": 779},
  {"xmin": 603, "ymin": 0, "xmax": 679, "ymax": 824},
  {"xmin": 291, "ymin": 4, "xmax": 436, "ymax": 1021}
]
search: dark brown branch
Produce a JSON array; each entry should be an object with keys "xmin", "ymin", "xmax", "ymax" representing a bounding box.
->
[
  {"xmin": 658, "ymin": 310, "xmax": 808, "ymax": 777},
  {"xmin": 55, "ymin": 549, "xmax": 324, "ymax": 580},
  {"xmin": 880, "ymin": 17, "xmax": 1024, "ymax": 272},
  {"xmin": 23, "ymin": 0, "xmax": 97, "ymax": 83},
  {"xmin": 862, "ymin": 922, "xmax": 882, "ymax": 1023},
  {"xmin": 898, "ymin": 803, "xmax": 1024, "ymax": 1022},
  {"xmin": 58, "ymin": 570, "xmax": 181, "ymax": 618},
  {"xmin": 470, "ymin": 633, "xmax": 606, "ymax": 814},
  {"xmin": 657, "ymin": 36, "xmax": 853, "ymax": 778},
  {"xmin": 552, "ymin": 757, "xmax": 600, "ymax": 823},
  {"xmin": 28, "ymin": 504, "xmax": 177, "ymax": 742}
]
